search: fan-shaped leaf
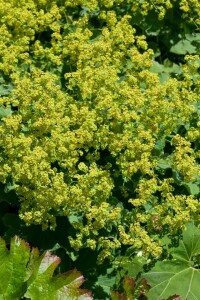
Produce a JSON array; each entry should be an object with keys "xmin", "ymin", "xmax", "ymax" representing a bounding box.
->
[
  {"xmin": 0, "ymin": 236, "xmax": 92, "ymax": 300},
  {"xmin": 143, "ymin": 223, "xmax": 200, "ymax": 300}
]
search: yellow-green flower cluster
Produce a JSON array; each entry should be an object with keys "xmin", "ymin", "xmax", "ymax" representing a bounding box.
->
[
  {"xmin": 64, "ymin": 0, "xmax": 200, "ymax": 24},
  {"xmin": 0, "ymin": 0, "xmax": 200, "ymax": 262},
  {"xmin": 171, "ymin": 135, "xmax": 199, "ymax": 182},
  {"xmin": 180, "ymin": 0, "xmax": 200, "ymax": 26}
]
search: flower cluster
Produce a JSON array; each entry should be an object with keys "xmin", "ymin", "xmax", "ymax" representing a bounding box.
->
[{"xmin": 0, "ymin": 0, "xmax": 199, "ymax": 262}]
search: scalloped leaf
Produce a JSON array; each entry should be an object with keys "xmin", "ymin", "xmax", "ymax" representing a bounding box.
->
[
  {"xmin": 0, "ymin": 236, "xmax": 92, "ymax": 300},
  {"xmin": 0, "ymin": 236, "xmax": 30, "ymax": 299},
  {"xmin": 142, "ymin": 222, "xmax": 200, "ymax": 300}
]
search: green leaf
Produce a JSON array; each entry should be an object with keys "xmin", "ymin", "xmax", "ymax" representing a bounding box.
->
[
  {"xmin": 117, "ymin": 255, "xmax": 146, "ymax": 279},
  {"xmin": 0, "ymin": 236, "xmax": 92, "ymax": 300},
  {"xmin": 0, "ymin": 236, "xmax": 30, "ymax": 299},
  {"xmin": 95, "ymin": 272, "xmax": 116, "ymax": 296},
  {"xmin": 157, "ymin": 159, "xmax": 171, "ymax": 170},
  {"xmin": 0, "ymin": 84, "xmax": 13, "ymax": 96},
  {"xmin": 171, "ymin": 222, "xmax": 200, "ymax": 262},
  {"xmin": 26, "ymin": 265, "xmax": 92, "ymax": 300},
  {"xmin": 170, "ymin": 40, "xmax": 196, "ymax": 55},
  {"xmin": 150, "ymin": 60, "xmax": 182, "ymax": 75},
  {"xmin": 185, "ymin": 33, "xmax": 200, "ymax": 42},
  {"xmin": 0, "ymin": 106, "xmax": 12, "ymax": 119},
  {"xmin": 184, "ymin": 182, "xmax": 199, "ymax": 195},
  {"xmin": 153, "ymin": 138, "xmax": 165, "ymax": 155},
  {"xmin": 142, "ymin": 222, "xmax": 200, "ymax": 300},
  {"xmin": 150, "ymin": 60, "xmax": 182, "ymax": 82}
]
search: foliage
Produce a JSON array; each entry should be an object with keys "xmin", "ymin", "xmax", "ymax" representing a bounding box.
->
[
  {"xmin": 0, "ymin": 0, "xmax": 200, "ymax": 264},
  {"xmin": 0, "ymin": 0, "xmax": 200, "ymax": 299},
  {"xmin": 0, "ymin": 235, "xmax": 92, "ymax": 300},
  {"xmin": 143, "ymin": 222, "xmax": 200, "ymax": 300}
]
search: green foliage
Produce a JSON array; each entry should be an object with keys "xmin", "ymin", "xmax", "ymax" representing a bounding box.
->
[
  {"xmin": 143, "ymin": 222, "xmax": 200, "ymax": 300},
  {"xmin": 0, "ymin": 235, "xmax": 92, "ymax": 300},
  {"xmin": 170, "ymin": 33, "xmax": 200, "ymax": 55},
  {"xmin": 0, "ymin": 0, "xmax": 199, "ymax": 264}
]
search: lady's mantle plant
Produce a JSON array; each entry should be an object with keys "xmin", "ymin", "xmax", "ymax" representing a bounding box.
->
[
  {"xmin": 143, "ymin": 222, "xmax": 200, "ymax": 300},
  {"xmin": 111, "ymin": 222, "xmax": 200, "ymax": 300},
  {"xmin": 0, "ymin": 0, "xmax": 200, "ymax": 264}
]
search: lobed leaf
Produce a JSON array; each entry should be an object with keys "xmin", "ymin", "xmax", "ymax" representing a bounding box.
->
[
  {"xmin": 170, "ymin": 39, "xmax": 197, "ymax": 55},
  {"xmin": 143, "ymin": 223, "xmax": 200, "ymax": 300},
  {"xmin": 0, "ymin": 236, "xmax": 92, "ymax": 300}
]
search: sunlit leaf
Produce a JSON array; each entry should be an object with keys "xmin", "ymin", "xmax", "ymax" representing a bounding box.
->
[
  {"xmin": 143, "ymin": 223, "xmax": 200, "ymax": 300},
  {"xmin": 0, "ymin": 236, "xmax": 92, "ymax": 300}
]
